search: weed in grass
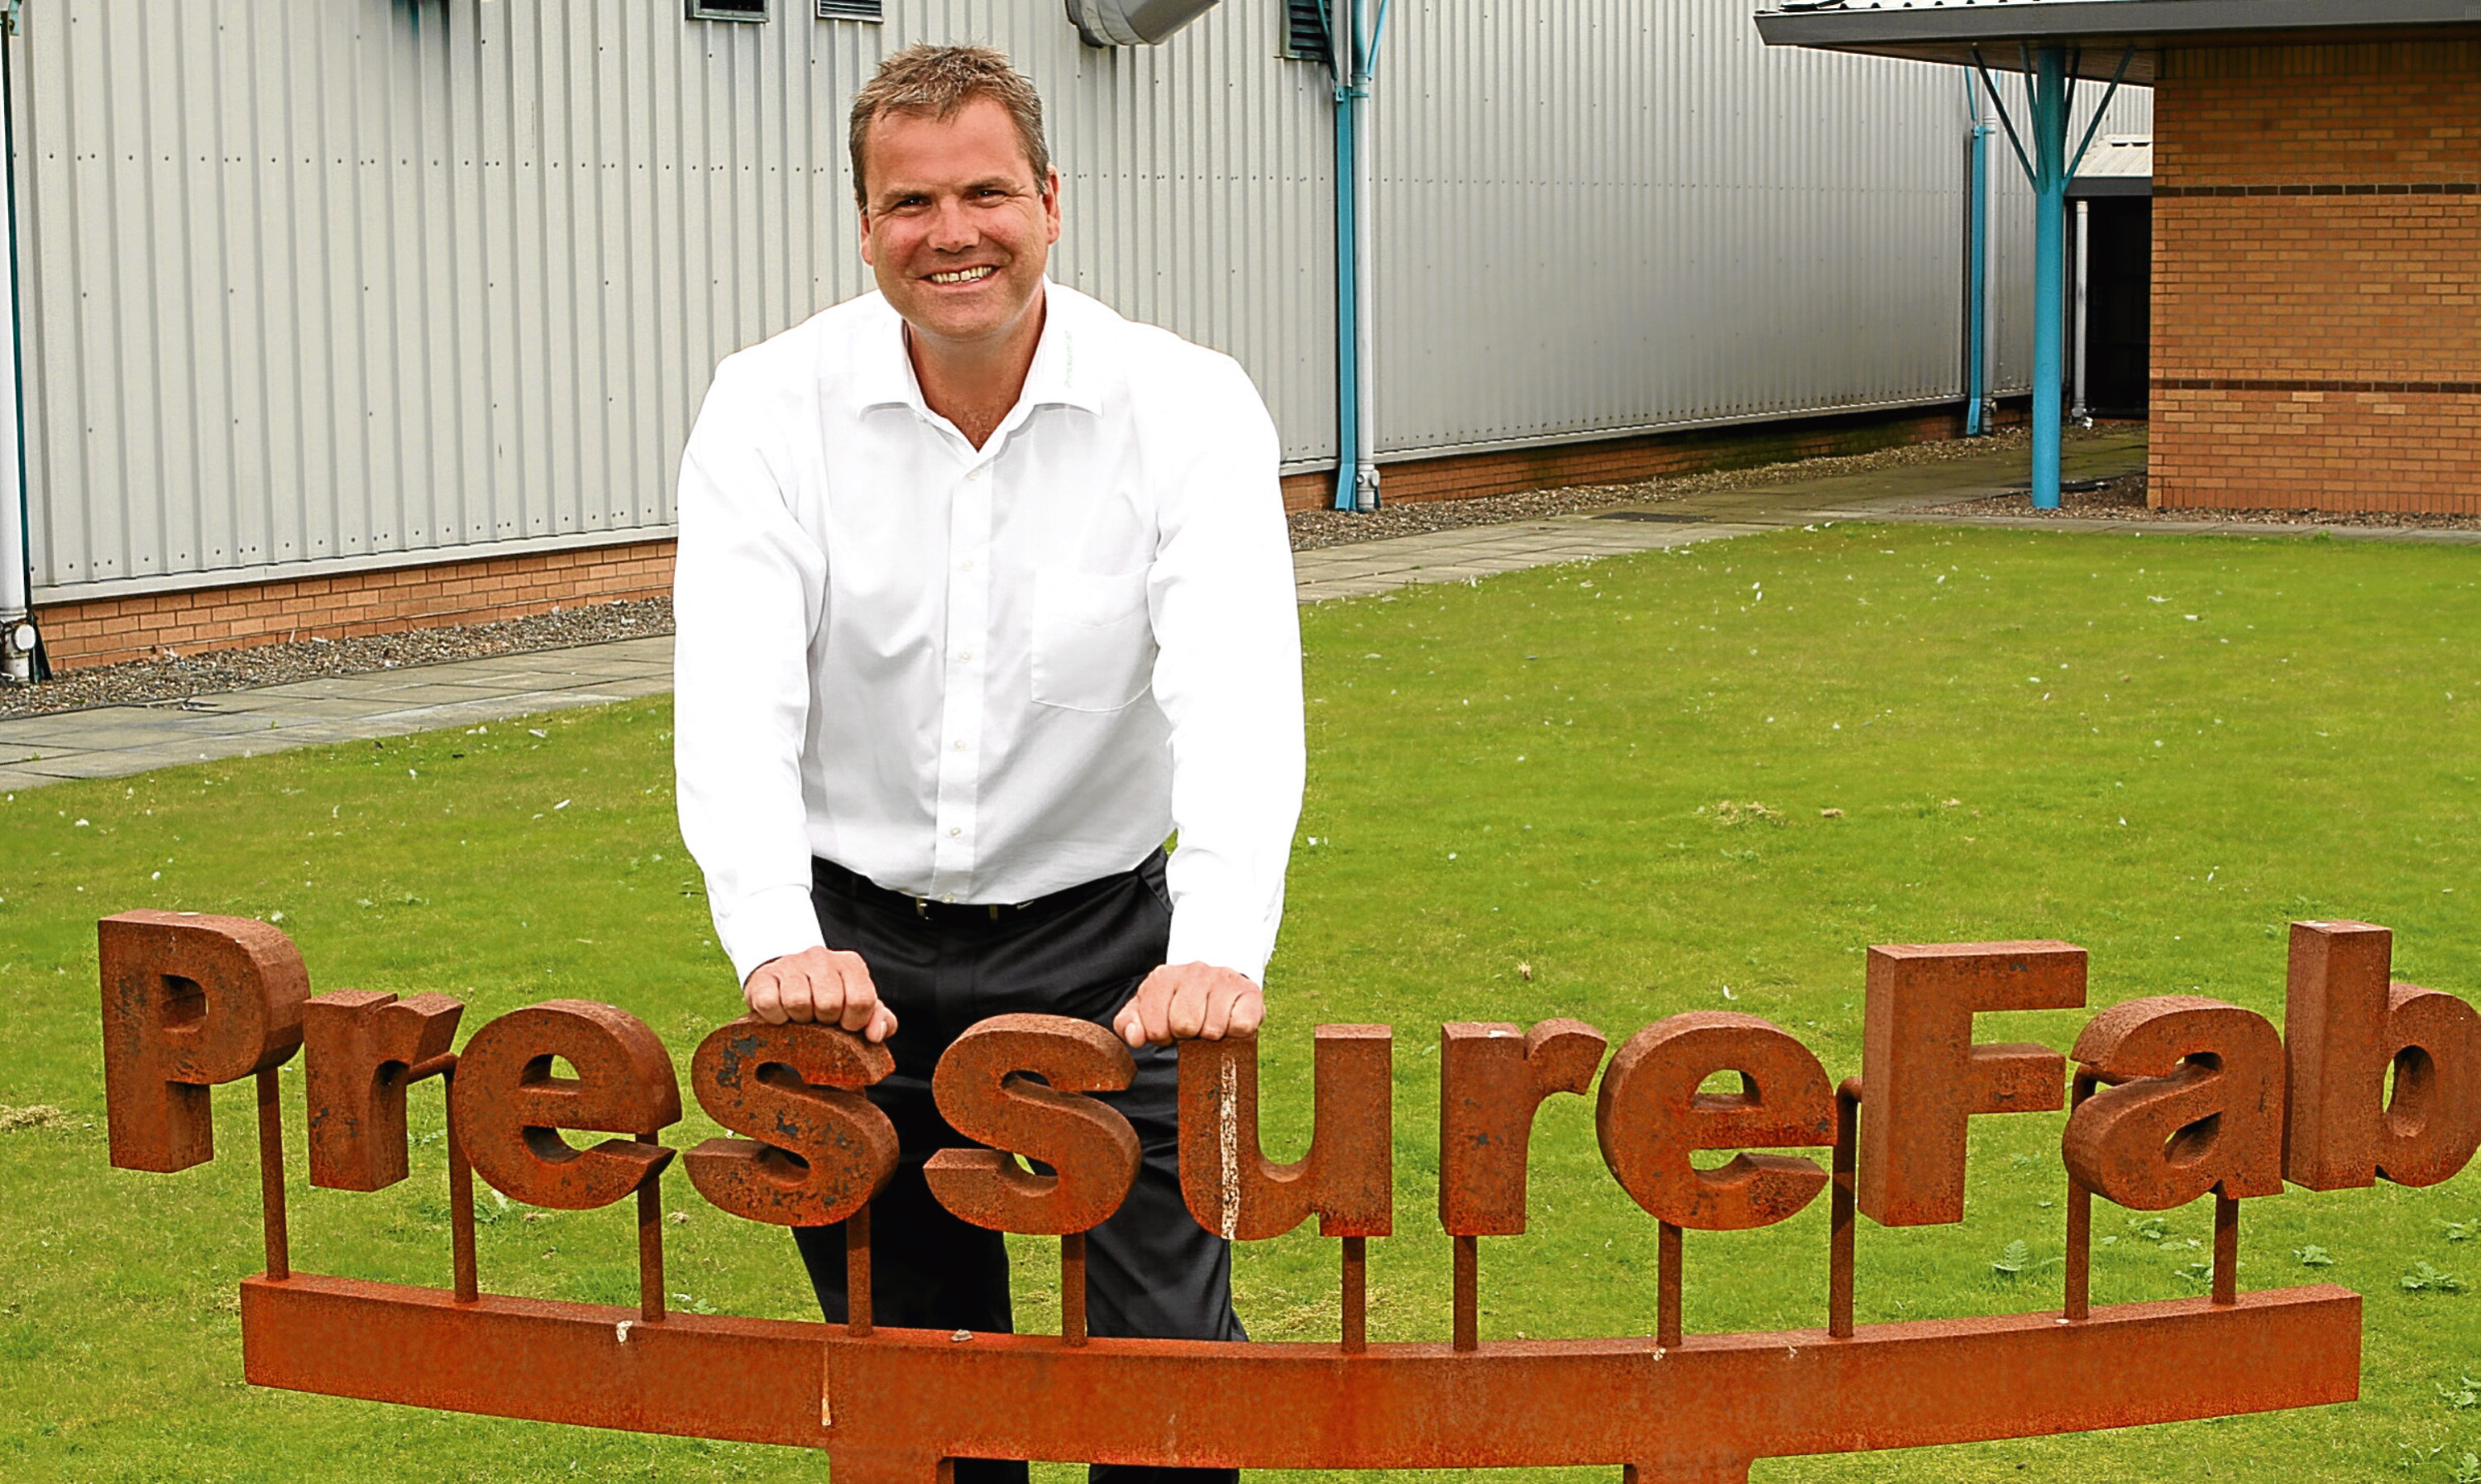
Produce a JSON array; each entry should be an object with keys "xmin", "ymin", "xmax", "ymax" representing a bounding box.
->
[
  {"xmin": 2297, "ymin": 1244, "xmax": 2337, "ymax": 1267},
  {"xmin": 1987, "ymin": 1239, "xmax": 2059, "ymax": 1281},
  {"xmin": 1707, "ymin": 799, "xmax": 1783, "ymax": 828},
  {"xmin": 2406, "ymin": 1262, "xmax": 2467, "ymax": 1295}
]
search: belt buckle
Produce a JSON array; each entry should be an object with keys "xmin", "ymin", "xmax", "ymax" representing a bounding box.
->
[{"xmin": 907, "ymin": 895, "xmax": 1004, "ymax": 922}]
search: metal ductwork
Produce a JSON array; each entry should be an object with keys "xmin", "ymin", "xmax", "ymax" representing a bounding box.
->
[{"xmin": 1065, "ymin": 0, "xmax": 1220, "ymax": 47}]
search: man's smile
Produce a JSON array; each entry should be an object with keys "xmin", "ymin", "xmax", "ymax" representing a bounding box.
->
[{"xmin": 925, "ymin": 265, "xmax": 999, "ymax": 285}]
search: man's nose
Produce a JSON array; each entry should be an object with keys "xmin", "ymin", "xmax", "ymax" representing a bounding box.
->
[{"xmin": 926, "ymin": 197, "xmax": 978, "ymax": 252}]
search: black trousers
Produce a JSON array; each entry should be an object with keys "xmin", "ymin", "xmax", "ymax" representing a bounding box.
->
[{"xmin": 791, "ymin": 851, "xmax": 1245, "ymax": 1484}]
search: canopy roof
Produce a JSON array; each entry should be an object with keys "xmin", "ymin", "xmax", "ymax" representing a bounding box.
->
[{"xmin": 1755, "ymin": 1, "xmax": 2481, "ymax": 85}]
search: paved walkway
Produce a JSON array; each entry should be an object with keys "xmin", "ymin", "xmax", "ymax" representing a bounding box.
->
[
  {"xmin": 1293, "ymin": 427, "xmax": 2156, "ymax": 599},
  {"xmin": 0, "ymin": 646, "xmax": 674, "ymax": 791},
  {"xmin": 7, "ymin": 427, "xmax": 2471, "ymax": 790}
]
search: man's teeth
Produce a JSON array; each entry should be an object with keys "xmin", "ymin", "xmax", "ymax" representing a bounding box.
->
[{"xmin": 929, "ymin": 267, "xmax": 996, "ymax": 284}]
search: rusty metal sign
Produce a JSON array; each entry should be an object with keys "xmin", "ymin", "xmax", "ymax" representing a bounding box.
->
[{"xmin": 98, "ymin": 911, "xmax": 2473, "ymax": 1482}]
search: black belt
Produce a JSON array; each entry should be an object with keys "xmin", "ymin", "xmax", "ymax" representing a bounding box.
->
[{"xmin": 811, "ymin": 850, "xmax": 1165, "ymax": 929}]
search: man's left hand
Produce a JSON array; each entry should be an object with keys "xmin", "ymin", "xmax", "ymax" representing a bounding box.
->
[{"xmin": 1112, "ymin": 962, "xmax": 1264, "ymax": 1047}]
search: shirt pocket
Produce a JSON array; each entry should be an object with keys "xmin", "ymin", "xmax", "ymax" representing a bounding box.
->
[{"xmin": 1032, "ymin": 566, "xmax": 1155, "ymax": 713}]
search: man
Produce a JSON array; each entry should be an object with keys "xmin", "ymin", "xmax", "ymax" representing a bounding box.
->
[{"xmin": 671, "ymin": 44, "xmax": 1303, "ymax": 1484}]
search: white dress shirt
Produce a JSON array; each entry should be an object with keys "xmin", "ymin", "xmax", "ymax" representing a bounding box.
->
[{"xmin": 672, "ymin": 281, "xmax": 1305, "ymax": 989}]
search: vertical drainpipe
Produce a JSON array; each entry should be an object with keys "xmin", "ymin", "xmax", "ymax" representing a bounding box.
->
[
  {"xmin": 1963, "ymin": 73, "xmax": 1991, "ymax": 438},
  {"xmin": 1328, "ymin": 0, "xmax": 1379, "ymax": 512},
  {"xmin": 0, "ymin": 3, "xmax": 37, "ymax": 683},
  {"xmin": 1350, "ymin": 43, "xmax": 1377, "ymax": 513},
  {"xmin": 2027, "ymin": 47, "xmax": 2070, "ymax": 511}
]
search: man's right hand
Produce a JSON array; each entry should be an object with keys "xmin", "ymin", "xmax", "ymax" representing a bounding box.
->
[{"xmin": 743, "ymin": 947, "xmax": 898, "ymax": 1042}]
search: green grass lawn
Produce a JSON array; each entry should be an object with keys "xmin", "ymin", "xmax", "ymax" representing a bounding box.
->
[{"xmin": 7, "ymin": 521, "xmax": 2481, "ymax": 1482}]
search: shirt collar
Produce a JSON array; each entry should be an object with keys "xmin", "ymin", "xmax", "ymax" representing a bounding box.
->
[{"xmin": 851, "ymin": 279, "xmax": 1104, "ymax": 419}]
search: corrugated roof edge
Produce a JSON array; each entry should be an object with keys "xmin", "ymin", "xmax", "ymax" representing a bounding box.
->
[{"xmin": 1756, "ymin": 0, "xmax": 2481, "ymax": 83}]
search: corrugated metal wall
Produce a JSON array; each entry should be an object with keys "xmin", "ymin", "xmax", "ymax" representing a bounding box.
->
[
  {"xmin": 1378, "ymin": 2, "xmax": 1952, "ymax": 453},
  {"xmin": 11, "ymin": 0, "xmax": 2145, "ymax": 599}
]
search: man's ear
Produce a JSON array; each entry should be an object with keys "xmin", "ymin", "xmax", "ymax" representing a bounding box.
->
[
  {"xmin": 1043, "ymin": 169, "xmax": 1063, "ymax": 244},
  {"xmin": 858, "ymin": 208, "xmax": 877, "ymax": 267}
]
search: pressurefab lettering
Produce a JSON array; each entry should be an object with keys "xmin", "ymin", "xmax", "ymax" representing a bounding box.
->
[{"xmin": 97, "ymin": 911, "xmax": 2469, "ymax": 1482}]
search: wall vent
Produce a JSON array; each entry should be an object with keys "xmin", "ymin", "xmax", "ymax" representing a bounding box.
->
[
  {"xmin": 686, "ymin": 0, "xmax": 770, "ymax": 20},
  {"xmin": 1282, "ymin": 0, "xmax": 1330, "ymax": 61},
  {"xmin": 817, "ymin": 0, "xmax": 884, "ymax": 17}
]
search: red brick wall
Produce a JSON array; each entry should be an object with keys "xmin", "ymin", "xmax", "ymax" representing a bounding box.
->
[
  {"xmin": 38, "ymin": 540, "xmax": 676, "ymax": 671},
  {"xmin": 2151, "ymin": 42, "xmax": 2481, "ymax": 512}
]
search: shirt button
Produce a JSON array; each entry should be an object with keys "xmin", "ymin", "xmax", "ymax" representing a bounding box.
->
[
  {"xmin": 954, "ymin": 741, "xmax": 966, "ymax": 751},
  {"xmin": 958, "ymin": 650, "xmax": 973, "ymax": 662},
  {"xmin": 949, "ymin": 827, "xmax": 962, "ymax": 837},
  {"xmin": 961, "ymin": 559, "xmax": 973, "ymax": 570}
]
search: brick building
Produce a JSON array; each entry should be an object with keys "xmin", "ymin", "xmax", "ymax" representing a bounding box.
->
[{"xmin": 1760, "ymin": 0, "xmax": 2481, "ymax": 515}]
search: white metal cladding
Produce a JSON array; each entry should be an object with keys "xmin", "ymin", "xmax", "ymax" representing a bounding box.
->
[
  {"xmin": 12, "ymin": 0, "xmax": 2145, "ymax": 599},
  {"xmin": 12, "ymin": 0, "xmax": 1338, "ymax": 596},
  {"xmin": 1370, "ymin": 0, "xmax": 2149, "ymax": 454}
]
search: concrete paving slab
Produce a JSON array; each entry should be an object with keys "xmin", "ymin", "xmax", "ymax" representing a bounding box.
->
[
  {"xmin": 0, "ymin": 723, "xmax": 194, "ymax": 752},
  {"xmin": 543, "ymin": 648, "xmax": 673, "ymax": 670},
  {"xmin": 8, "ymin": 750, "xmax": 170, "ymax": 780}
]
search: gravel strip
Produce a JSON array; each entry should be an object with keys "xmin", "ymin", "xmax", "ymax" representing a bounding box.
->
[
  {"xmin": 1287, "ymin": 426, "xmax": 2082, "ymax": 551},
  {"xmin": 0, "ymin": 599, "xmax": 674, "ymax": 720},
  {"xmin": 1926, "ymin": 476, "xmax": 2481, "ymax": 531}
]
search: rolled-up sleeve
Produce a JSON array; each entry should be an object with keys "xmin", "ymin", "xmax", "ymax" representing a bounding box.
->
[
  {"xmin": 1145, "ymin": 356, "xmax": 1306, "ymax": 985},
  {"xmin": 672, "ymin": 358, "xmax": 830, "ymax": 987}
]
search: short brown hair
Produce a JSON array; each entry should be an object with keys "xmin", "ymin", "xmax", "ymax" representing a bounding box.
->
[{"xmin": 848, "ymin": 45, "xmax": 1052, "ymax": 210}]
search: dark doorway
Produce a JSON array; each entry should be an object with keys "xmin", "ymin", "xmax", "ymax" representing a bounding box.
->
[{"xmin": 2077, "ymin": 197, "xmax": 2152, "ymax": 418}]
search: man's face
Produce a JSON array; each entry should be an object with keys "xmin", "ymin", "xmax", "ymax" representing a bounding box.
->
[{"xmin": 858, "ymin": 98, "xmax": 1062, "ymax": 354}]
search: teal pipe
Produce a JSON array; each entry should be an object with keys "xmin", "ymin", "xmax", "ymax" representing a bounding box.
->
[
  {"xmin": 1327, "ymin": 0, "xmax": 1388, "ymax": 512},
  {"xmin": 2028, "ymin": 48, "xmax": 2070, "ymax": 510},
  {"xmin": 1331, "ymin": 69, "xmax": 1362, "ymax": 511},
  {"xmin": 1964, "ymin": 74, "xmax": 1991, "ymax": 439},
  {"xmin": 1972, "ymin": 45, "xmax": 2127, "ymax": 507}
]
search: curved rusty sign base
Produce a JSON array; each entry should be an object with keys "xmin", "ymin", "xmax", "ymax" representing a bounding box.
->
[{"xmin": 241, "ymin": 1273, "xmax": 2359, "ymax": 1482}]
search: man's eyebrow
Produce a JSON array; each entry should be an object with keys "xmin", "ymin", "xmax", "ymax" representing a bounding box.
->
[{"xmin": 874, "ymin": 175, "xmax": 1026, "ymax": 206}]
